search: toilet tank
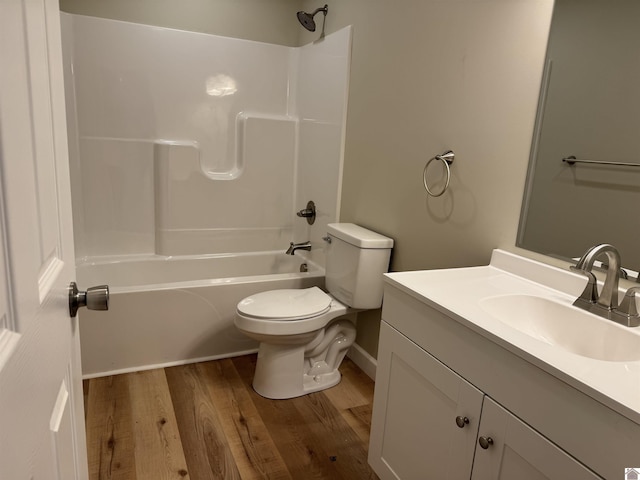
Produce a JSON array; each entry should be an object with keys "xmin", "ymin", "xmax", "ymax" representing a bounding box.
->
[{"xmin": 325, "ymin": 223, "xmax": 394, "ymax": 309}]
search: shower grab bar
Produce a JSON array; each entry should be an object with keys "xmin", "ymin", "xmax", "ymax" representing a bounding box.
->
[
  {"xmin": 423, "ymin": 150, "xmax": 455, "ymax": 197},
  {"xmin": 562, "ymin": 156, "xmax": 640, "ymax": 168}
]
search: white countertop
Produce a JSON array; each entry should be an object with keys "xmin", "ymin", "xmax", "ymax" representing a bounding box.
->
[{"xmin": 384, "ymin": 249, "xmax": 640, "ymax": 424}]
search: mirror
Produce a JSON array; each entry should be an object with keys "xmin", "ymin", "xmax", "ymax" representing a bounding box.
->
[{"xmin": 518, "ymin": 0, "xmax": 640, "ymax": 274}]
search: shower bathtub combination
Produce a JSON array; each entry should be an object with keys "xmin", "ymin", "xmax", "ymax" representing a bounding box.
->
[
  {"xmin": 62, "ymin": 14, "xmax": 353, "ymax": 377},
  {"xmin": 78, "ymin": 252, "xmax": 324, "ymax": 377}
]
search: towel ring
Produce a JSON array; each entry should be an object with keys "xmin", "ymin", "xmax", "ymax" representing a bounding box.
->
[{"xmin": 423, "ymin": 150, "xmax": 455, "ymax": 197}]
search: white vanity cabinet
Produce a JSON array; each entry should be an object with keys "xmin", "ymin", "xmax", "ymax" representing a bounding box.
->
[
  {"xmin": 369, "ymin": 280, "xmax": 640, "ymax": 480},
  {"xmin": 370, "ymin": 322, "xmax": 601, "ymax": 480},
  {"xmin": 368, "ymin": 322, "xmax": 483, "ymax": 479}
]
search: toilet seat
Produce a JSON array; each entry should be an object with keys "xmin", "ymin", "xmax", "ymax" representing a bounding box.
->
[
  {"xmin": 235, "ymin": 287, "xmax": 349, "ymax": 337},
  {"xmin": 237, "ymin": 286, "xmax": 332, "ymax": 321}
]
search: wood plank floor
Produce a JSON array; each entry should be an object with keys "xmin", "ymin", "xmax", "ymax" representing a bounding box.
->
[{"xmin": 83, "ymin": 355, "xmax": 379, "ymax": 480}]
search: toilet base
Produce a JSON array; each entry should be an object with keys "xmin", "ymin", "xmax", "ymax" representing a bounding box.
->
[
  {"xmin": 251, "ymin": 319, "xmax": 356, "ymax": 399},
  {"xmin": 302, "ymin": 368, "xmax": 342, "ymax": 394},
  {"xmin": 252, "ymin": 347, "xmax": 343, "ymax": 399}
]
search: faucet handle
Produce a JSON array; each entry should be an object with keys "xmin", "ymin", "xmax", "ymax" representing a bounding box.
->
[
  {"xmin": 296, "ymin": 200, "xmax": 316, "ymax": 225},
  {"xmin": 618, "ymin": 286, "xmax": 640, "ymax": 317},
  {"xmin": 612, "ymin": 286, "xmax": 640, "ymax": 327},
  {"xmin": 570, "ymin": 268, "xmax": 598, "ymax": 305}
]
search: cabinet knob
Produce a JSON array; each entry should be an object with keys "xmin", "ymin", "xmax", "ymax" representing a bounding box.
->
[
  {"xmin": 478, "ymin": 436, "xmax": 494, "ymax": 449},
  {"xmin": 455, "ymin": 416, "xmax": 470, "ymax": 428}
]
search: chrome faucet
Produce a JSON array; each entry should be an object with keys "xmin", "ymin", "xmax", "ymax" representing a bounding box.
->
[
  {"xmin": 286, "ymin": 241, "xmax": 311, "ymax": 255},
  {"xmin": 571, "ymin": 244, "xmax": 640, "ymax": 326},
  {"xmin": 571, "ymin": 243, "xmax": 621, "ymax": 310}
]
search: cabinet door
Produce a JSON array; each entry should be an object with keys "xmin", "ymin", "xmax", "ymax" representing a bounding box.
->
[
  {"xmin": 472, "ymin": 397, "xmax": 602, "ymax": 480},
  {"xmin": 369, "ymin": 322, "xmax": 484, "ymax": 480}
]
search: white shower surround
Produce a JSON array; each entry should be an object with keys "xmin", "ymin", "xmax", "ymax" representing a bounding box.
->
[
  {"xmin": 61, "ymin": 15, "xmax": 352, "ymax": 376},
  {"xmin": 63, "ymin": 13, "xmax": 351, "ymax": 260}
]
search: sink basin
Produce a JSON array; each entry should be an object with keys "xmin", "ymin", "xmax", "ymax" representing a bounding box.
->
[{"xmin": 479, "ymin": 294, "xmax": 640, "ymax": 362}]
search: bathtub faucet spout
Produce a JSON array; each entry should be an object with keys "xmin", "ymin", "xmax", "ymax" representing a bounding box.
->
[{"xmin": 286, "ymin": 241, "xmax": 311, "ymax": 255}]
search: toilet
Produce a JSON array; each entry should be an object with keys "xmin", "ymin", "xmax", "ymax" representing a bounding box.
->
[{"xmin": 235, "ymin": 223, "xmax": 393, "ymax": 399}]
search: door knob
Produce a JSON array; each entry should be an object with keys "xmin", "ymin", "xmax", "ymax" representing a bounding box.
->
[{"xmin": 69, "ymin": 282, "xmax": 109, "ymax": 318}]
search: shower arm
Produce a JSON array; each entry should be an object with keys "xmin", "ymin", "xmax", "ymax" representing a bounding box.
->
[{"xmin": 310, "ymin": 6, "xmax": 328, "ymax": 16}]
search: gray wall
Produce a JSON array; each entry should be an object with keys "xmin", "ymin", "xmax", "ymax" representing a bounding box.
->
[
  {"xmin": 60, "ymin": 0, "xmax": 556, "ymax": 358},
  {"xmin": 60, "ymin": 0, "xmax": 303, "ymax": 46},
  {"xmin": 301, "ymin": 0, "xmax": 554, "ymax": 355}
]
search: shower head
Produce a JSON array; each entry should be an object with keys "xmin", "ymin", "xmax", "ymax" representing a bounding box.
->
[{"xmin": 296, "ymin": 4, "xmax": 328, "ymax": 32}]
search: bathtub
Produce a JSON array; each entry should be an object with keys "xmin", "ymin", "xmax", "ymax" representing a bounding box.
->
[{"xmin": 77, "ymin": 251, "xmax": 324, "ymax": 378}]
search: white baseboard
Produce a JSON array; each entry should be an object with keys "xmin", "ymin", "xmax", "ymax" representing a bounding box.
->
[
  {"xmin": 82, "ymin": 348, "xmax": 259, "ymax": 379},
  {"xmin": 347, "ymin": 342, "xmax": 377, "ymax": 381},
  {"xmin": 84, "ymin": 343, "xmax": 378, "ymax": 382}
]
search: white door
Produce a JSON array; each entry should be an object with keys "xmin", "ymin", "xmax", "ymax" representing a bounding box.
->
[{"xmin": 0, "ymin": 0, "xmax": 89, "ymax": 478}]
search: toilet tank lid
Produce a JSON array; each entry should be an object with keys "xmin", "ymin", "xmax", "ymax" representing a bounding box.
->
[{"xmin": 327, "ymin": 223, "xmax": 394, "ymax": 249}]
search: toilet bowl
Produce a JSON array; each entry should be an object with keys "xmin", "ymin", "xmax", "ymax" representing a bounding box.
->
[
  {"xmin": 235, "ymin": 223, "xmax": 393, "ymax": 399},
  {"xmin": 236, "ymin": 287, "xmax": 356, "ymax": 399}
]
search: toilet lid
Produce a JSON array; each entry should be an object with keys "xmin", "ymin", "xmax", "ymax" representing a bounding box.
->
[{"xmin": 237, "ymin": 286, "xmax": 332, "ymax": 320}]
